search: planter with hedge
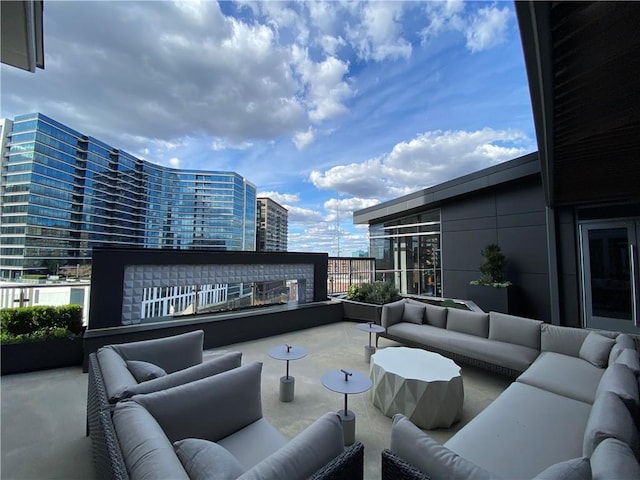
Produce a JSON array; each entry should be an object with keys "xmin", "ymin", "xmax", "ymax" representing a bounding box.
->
[
  {"xmin": 1, "ymin": 305, "xmax": 84, "ymax": 375},
  {"xmin": 341, "ymin": 281, "xmax": 402, "ymax": 323}
]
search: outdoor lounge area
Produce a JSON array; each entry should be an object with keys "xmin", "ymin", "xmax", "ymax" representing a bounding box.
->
[{"xmin": 1, "ymin": 320, "xmax": 512, "ymax": 480}]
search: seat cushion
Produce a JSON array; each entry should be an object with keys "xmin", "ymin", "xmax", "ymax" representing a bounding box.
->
[
  {"xmin": 237, "ymin": 412, "xmax": 344, "ymax": 480},
  {"xmin": 390, "ymin": 414, "xmax": 495, "ymax": 480},
  {"xmin": 516, "ymin": 352, "xmax": 604, "ymax": 404},
  {"xmin": 218, "ymin": 418, "xmax": 288, "ymax": 470},
  {"xmin": 445, "ymin": 382, "xmax": 591, "ymax": 479},
  {"xmin": 579, "ymin": 332, "xmax": 615, "ymax": 368},
  {"xmin": 174, "ymin": 438, "xmax": 245, "ymax": 480}
]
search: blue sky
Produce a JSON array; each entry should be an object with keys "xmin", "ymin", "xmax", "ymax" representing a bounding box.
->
[{"xmin": 1, "ymin": 1, "xmax": 536, "ymax": 256}]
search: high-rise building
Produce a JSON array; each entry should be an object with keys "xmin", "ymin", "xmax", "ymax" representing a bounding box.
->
[
  {"xmin": 0, "ymin": 113, "xmax": 257, "ymax": 279},
  {"xmin": 256, "ymin": 197, "xmax": 288, "ymax": 252}
]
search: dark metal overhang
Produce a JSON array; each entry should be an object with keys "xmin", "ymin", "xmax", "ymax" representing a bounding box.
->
[
  {"xmin": 354, "ymin": 152, "xmax": 540, "ymax": 225},
  {"xmin": 516, "ymin": 1, "xmax": 640, "ymax": 208},
  {"xmin": 1, "ymin": 0, "xmax": 45, "ymax": 72}
]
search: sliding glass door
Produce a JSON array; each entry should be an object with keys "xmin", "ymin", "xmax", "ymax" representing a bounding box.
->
[{"xmin": 579, "ymin": 220, "xmax": 640, "ymax": 334}]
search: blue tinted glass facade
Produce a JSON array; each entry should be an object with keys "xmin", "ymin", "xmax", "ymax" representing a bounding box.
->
[{"xmin": 0, "ymin": 113, "xmax": 257, "ymax": 278}]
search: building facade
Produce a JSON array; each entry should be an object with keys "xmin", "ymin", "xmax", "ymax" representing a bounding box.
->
[
  {"xmin": 256, "ymin": 197, "xmax": 288, "ymax": 252},
  {"xmin": 0, "ymin": 113, "xmax": 257, "ymax": 279}
]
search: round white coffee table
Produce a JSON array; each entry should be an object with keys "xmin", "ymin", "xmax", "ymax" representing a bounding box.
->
[{"xmin": 370, "ymin": 347, "xmax": 463, "ymax": 429}]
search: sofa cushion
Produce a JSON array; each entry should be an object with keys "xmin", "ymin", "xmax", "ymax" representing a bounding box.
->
[
  {"xmin": 445, "ymin": 382, "xmax": 591, "ymax": 479},
  {"xmin": 126, "ymin": 360, "xmax": 167, "ymax": 383},
  {"xmin": 615, "ymin": 348, "xmax": 640, "ymax": 377},
  {"xmin": 174, "ymin": 438, "xmax": 245, "ymax": 480},
  {"xmin": 516, "ymin": 352, "xmax": 605, "ymax": 404},
  {"xmin": 532, "ymin": 457, "xmax": 591, "ymax": 480},
  {"xmin": 403, "ymin": 303, "xmax": 425, "ymax": 324},
  {"xmin": 583, "ymin": 391, "xmax": 640, "ymax": 457},
  {"xmin": 609, "ymin": 343, "xmax": 624, "ymax": 365},
  {"xmin": 381, "ymin": 299, "xmax": 406, "ymax": 329},
  {"xmin": 111, "ymin": 330, "xmax": 204, "ymax": 373},
  {"xmin": 579, "ymin": 332, "xmax": 615, "ymax": 368},
  {"xmin": 132, "ymin": 361, "xmax": 263, "ymax": 444},
  {"xmin": 595, "ymin": 363, "xmax": 640, "ymax": 420},
  {"xmin": 446, "ymin": 309, "xmax": 489, "ymax": 338},
  {"xmin": 217, "ymin": 418, "xmax": 288, "ymax": 470},
  {"xmin": 387, "ymin": 322, "xmax": 538, "ymax": 373},
  {"xmin": 425, "ymin": 303, "xmax": 448, "ymax": 328},
  {"xmin": 113, "ymin": 401, "xmax": 189, "ymax": 480},
  {"xmin": 590, "ymin": 438, "xmax": 640, "ymax": 480},
  {"xmin": 237, "ymin": 412, "xmax": 344, "ymax": 480},
  {"xmin": 390, "ymin": 414, "xmax": 495, "ymax": 480},
  {"xmin": 541, "ymin": 324, "xmax": 589, "ymax": 357},
  {"xmin": 122, "ymin": 351, "xmax": 242, "ymax": 399},
  {"xmin": 97, "ymin": 347, "xmax": 139, "ymax": 402},
  {"xmin": 616, "ymin": 333, "xmax": 637, "ymax": 350},
  {"xmin": 488, "ymin": 312, "xmax": 543, "ymax": 350}
]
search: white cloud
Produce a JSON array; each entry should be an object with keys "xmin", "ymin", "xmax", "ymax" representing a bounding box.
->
[
  {"xmin": 211, "ymin": 139, "xmax": 253, "ymax": 151},
  {"xmin": 293, "ymin": 127, "xmax": 315, "ymax": 150},
  {"xmin": 310, "ymin": 128, "xmax": 531, "ymax": 199},
  {"xmin": 256, "ymin": 191, "xmax": 300, "ymax": 205},
  {"xmin": 466, "ymin": 6, "xmax": 510, "ymax": 53},
  {"xmin": 169, "ymin": 157, "xmax": 181, "ymax": 168},
  {"xmin": 346, "ymin": 1, "xmax": 412, "ymax": 61}
]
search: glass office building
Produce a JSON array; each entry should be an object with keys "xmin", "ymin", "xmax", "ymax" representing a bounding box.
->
[{"xmin": 0, "ymin": 113, "xmax": 256, "ymax": 279}]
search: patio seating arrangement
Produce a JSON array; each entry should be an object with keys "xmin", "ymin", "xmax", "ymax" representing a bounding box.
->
[
  {"xmin": 382, "ymin": 324, "xmax": 640, "ymax": 479},
  {"xmin": 96, "ymin": 361, "xmax": 363, "ymax": 479},
  {"xmin": 379, "ymin": 299, "xmax": 544, "ymax": 377},
  {"xmin": 86, "ymin": 330, "xmax": 364, "ymax": 480}
]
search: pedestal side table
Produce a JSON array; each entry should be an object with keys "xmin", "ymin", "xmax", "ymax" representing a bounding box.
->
[
  {"xmin": 321, "ymin": 369, "xmax": 372, "ymax": 445},
  {"xmin": 356, "ymin": 322, "xmax": 386, "ymax": 363},
  {"xmin": 268, "ymin": 344, "xmax": 307, "ymax": 402}
]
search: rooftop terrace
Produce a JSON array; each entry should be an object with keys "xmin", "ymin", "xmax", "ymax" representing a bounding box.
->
[{"xmin": 1, "ymin": 321, "xmax": 510, "ymax": 480}]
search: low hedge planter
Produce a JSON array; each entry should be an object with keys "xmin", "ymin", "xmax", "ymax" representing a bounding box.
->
[{"xmin": 1, "ymin": 336, "xmax": 83, "ymax": 375}]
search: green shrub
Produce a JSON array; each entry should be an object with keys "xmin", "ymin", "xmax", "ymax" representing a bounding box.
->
[
  {"xmin": 346, "ymin": 281, "xmax": 401, "ymax": 305},
  {"xmin": 0, "ymin": 305, "xmax": 83, "ymax": 344}
]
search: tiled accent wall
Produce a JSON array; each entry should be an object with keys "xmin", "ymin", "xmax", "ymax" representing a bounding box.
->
[{"xmin": 122, "ymin": 263, "xmax": 315, "ymax": 324}]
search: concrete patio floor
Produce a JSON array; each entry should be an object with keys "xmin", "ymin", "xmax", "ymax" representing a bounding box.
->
[{"xmin": 1, "ymin": 321, "xmax": 511, "ymax": 480}]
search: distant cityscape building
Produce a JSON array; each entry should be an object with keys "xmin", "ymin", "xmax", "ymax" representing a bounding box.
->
[
  {"xmin": 0, "ymin": 113, "xmax": 257, "ymax": 279},
  {"xmin": 256, "ymin": 197, "xmax": 288, "ymax": 252}
]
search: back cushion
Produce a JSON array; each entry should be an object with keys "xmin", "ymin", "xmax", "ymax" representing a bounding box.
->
[
  {"xmin": 133, "ymin": 361, "xmax": 263, "ymax": 443},
  {"xmin": 425, "ymin": 303, "xmax": 448, "ymax": 329},
  {"xmin": 579, "ymin": 332, "xmax": 616, "ymax": 368},
  {"xmin": 590, "ymin": 438, "xmax": 640, "ymax": 480},
  {"xmin": 595, "ymin": 363, "xmax": 640, "ymax": 421},
  {"xmin": 541, "ymin": 324, "xmax": 589, "ymax": 357},
  {"xmin": 381, "ymin": 299, "xmax": 406, "ymax": 328},
  {"xmin": 488, "ymin": 312, "xmax": 543, "ymax": 350},
  {"xmin": 583, "ymin": 391, "xmax": 640, "ymax": 458},
  {"xmin": 402, "ymin": 303, "xmax": 426, "ymax": 324},
  {"xmin": 111, "ymin": 330, "xmax": 204, "ymax": 373},
  {"xmin": 97, "ymin": 347, "xmax": 138, "ymax": 402},
  {"xmin": 113, "ymin": 401, "xmax": 190, "ymax": 480},
  {"xmin": 446, "ymin": 309, "xmax": 489, "ymax": 338},
  {"xmin": 616, "ymin": 333, "xmax": 637, "ymax": 351}
]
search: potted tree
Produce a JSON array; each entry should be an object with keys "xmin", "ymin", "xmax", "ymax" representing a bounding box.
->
[
  {"xmin": 468, "ymin": 243, "xmax": 512, "ymax": 313},
  {"xmin": 341, "ymin": 281, "xmax": 401, "ymax": 323},
  {"xmin": 1, "ymin": 305, "xmax": 84, "ymax": 375}
]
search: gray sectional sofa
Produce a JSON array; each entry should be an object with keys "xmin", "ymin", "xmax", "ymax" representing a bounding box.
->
[
  {"xmin": 379, "ymin": 299, "xmax": 543, "ymax": 377},
  {"xmin": 381, "ymin": 315, "xmax": 640, "ymax": 479},
  {"xmin": 88, "ymin": 331, "xmax": 363, "ymax": 480}
]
